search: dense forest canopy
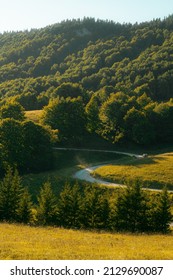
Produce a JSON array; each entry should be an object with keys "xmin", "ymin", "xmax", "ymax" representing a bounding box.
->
[
  {"xmin": 0, "ymin": 16, "xmax": 173, "ymax": 103},
  {"xmin": 0, "ymin": 16, "xmax": 173, "ymax": 173}
]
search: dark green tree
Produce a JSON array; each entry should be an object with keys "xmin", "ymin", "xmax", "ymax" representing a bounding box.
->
[
  {"xmin": 150, "ymin": 188, "xmax": 172, "ymax": 233},
  {"xmin": 37, "ymin": 182, "xmax": 57, "ymax": 225},
  {"xmin": 0, "ymin": 119, "xmax": 55, "ymax": 173},
  {"xmin": 124, "ymin": 107, "xmax": 155, "ymax": 144},
  {"xmin": 80, "ymin": 186, "xmax": 110, "ymax": 229},
  {"xmin": 154, "ymin": 103, "xmax": 173, "ymax": 143},
  {"xmin": 0, "ymin": 166, "xmax": 23, "ymax": 222},
  {"xmin": 22, "ymin": 121, "xmax": 55, "ymax": 172},
  {"xmin": 85, "ymin": 94, "xmax": 100, "ymax": 133},
  {"xmin": 42, "ymin": 97, "xmax": 86, "ymax": 145},
  {"xmin": 51, "ymin": 82, "xmax": 86, "ymax": 100},
  {"xmin": 114, "ymin": 181, "xmax": 149, "ymax": 232},
  {"xmin": 57, "ymin": 183, "xmax": 81, "ymax": 228},
  {"xmin": 99, "ymin": 92, "xmax": 129, "ymax": 143},
  {"xmin": 0, "ymin": 100, "xmax": 25, "ymax": 121},
  {"xmin": 0, "ymin": 119, "xmax": 25, "ymax": 170},
  {"xmin": 17, "ymin": 188, "xmax": 33, "ymax": 224}
]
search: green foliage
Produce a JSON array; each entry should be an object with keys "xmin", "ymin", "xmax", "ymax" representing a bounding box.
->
[
  {"xmin": 0, "ymin": 118, "xmax": 24, "ymax": 170},
  {"xmin": 17, "ymin": 188, "xmax": 33, "ymax": 224},
  {"xmin": 42, "ymin": 97, "xmax": 86, "ymax": 144},
  {"xmin": 124, "ymin": 107, "xmax": 155, "ymax": 144},
  {"xmin": 37, "ymin": 182, "xmax": 57, "ymax": 225},
  {"xmin": 149, "ymin": 188, "xmax": 172, "ymax": 233},
  {"xmin": 0, "ymin": 100, "xmax": 25, "ymax": 121},
  {"xmin": 99, "ymin": 92, "xmax": 129, "ymax": 143},
  {"xmin": 113, "ymin": 181, "xmax": 149, "ymax": 232},
  {"xmin": 85, "ymin": 94, "xmax": 100, "ymax": 133},
  {"xmin": 0, "ymin": 118, "xmax": 55, "ymax": 173},
  {"xmin": 50, "ymin": 82, "xmax": 87, "ymax": 101},
  {"xmin": 1, "ymin": 17, "xmax": 173, "ymax": 146},
  {"xmin": 80, "ymin": 187, "xmax": 110, "ymax": 229},
  {"xmin": 21, "ymin": 120, "xmax": 55, "ymax": 172},
  {"xmin": 56, "ymin": 181, "xmax": 172, "ymax": 233},
  {"xmin": 57, "ymin": 183, "xmax": 81, "ymax": 228},
  {"xmin": 0, "ymin": 167, "xmax": 23, "ymax": 221},
  {"xmin": 0, "ymin": 166, "xmax": 172, "ymax": 233}
]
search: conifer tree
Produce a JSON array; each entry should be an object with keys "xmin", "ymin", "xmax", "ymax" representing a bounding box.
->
[
  {"xmin": 17, "ymin": 188, "xmax": 33, "ymax": 224},
  {"xmin": 37, "ymin": 182, "xmax": 57, "ymax": 225},
  {"xmin": 151, "ymin": 188, "xmax": 172, "ymax": 233},
  {"xmin": 0, "ymin": 166, "xmax": 23, "ymax": 222},
  {"xmin": 80, "ymin": 186, "xmax": 109, "ymax": 229},
  {"xmin": 57, "ymin": 183, "xmax": 81, "ymax": 228},
  {"xmin": 115, "ymin": 181, "xmax": 149, "ymax": 232}
]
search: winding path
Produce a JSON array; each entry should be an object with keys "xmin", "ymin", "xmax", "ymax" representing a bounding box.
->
[
  {"xmin": 73, "ymin": 162, "xmax": 173, "ymax": 193},
  {"xmin": 54, "ymin": 147, "xmax": 173, "ymax": 192},
  {"xmin": 54, "ymin": 147, "xmax": 144, "ymax": 188},
  {"xmin": 73, "ymin": 164, "xmax": 124, "ymax": 187}
]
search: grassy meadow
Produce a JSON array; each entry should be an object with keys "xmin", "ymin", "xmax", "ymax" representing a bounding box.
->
[
  {"xmin": 0, "ymin": 223, "xmax": 173, "ymax": 260},
  {"xmin": 25, "ymin": 110, "xmax": 43, "ymax": 123},
  {"xmin": 94, "ymin": 153, "xmax": 173, "ymax": 190}
]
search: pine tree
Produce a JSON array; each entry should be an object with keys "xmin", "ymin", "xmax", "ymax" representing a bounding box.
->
[
  {"xmin": 151, "ymin": 188, "xmax": 172, "ymax": 233},
  {"xmin": 37, "ymin": 182, "xmax": 57, "ymax": 225},
  {"xmin": 57, "ymin": 183, "xmax": 81, "ymax": 228},
  {"xmin": 115, "ymin": 181, "xmax": 149, "ymax": 232},
  {"xmin": 0, "ymin": 166, "xmax": 23, "ymax": 222},
  {"xmin": 17, "ymin": 188, "xmax": 33, "ymax": 224},
  {"xmin": 98, "ymin": 194, "xmax": 110, "ymax": 229},
  {"xmin": 80, "ymin": 186, "xmax": 109, "ymax": 229}
]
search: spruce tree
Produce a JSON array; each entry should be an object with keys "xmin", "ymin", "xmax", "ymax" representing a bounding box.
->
[
  {"xmin": 115, "ymin": 181, "xmax": 149, "ymax": 232},
  {"xmin": 0, "ymin": 166, "xmax": 23, "ymax": 222},
  {"xmin": 37, "ymin": 182, "xmax": 57, "ymax": 225},
  {"xmin": 80, "ymin": 186, "xmax": 109, "ymax": 229},
  {"xmin": 57, "ymin": 183, "xmax": 81, "ymax": 228},
  {"xmin": 151, "ymin": 188, "xmax": 172, "ymax": 233},
  {"xmin": 17, "ymin": 188, "xmax": 33, "ymax": 224}
]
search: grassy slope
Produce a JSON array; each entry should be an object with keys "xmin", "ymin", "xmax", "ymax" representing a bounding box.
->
[
  {"xmin": 0, "ymin": 223, "xmax": 173, "ymax": 260},
  {"xmin": 94, "ymin": 153, "xmax": 173, "ymax": 190},
  {"xmin": 22, "ymin": 150, "xmax": 123, "ymax": 200},
  {"xmin": 7, "ymin": 120, "xmax": 172, "ymax": 260},
  {"xmin": 25, "ymin": 110, "xmax": 43, "ymax": 123}
]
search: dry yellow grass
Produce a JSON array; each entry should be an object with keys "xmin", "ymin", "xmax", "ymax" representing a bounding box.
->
[
  {"xmin": 0, "ymin": 223, "xmax": 173, "ymax": 260},
  {"xmin": 94, "ymin": 153, "xmax": 173, "ymax": 189},
  {"xmin": 25, "ymin": 110, "xmax": 43, "ymax": 123}
]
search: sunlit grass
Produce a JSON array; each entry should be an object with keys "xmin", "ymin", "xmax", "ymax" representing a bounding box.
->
[
  {"xmin": 94, "ymin": 153, "xmax": 173, "ymax": 190},
  {"xmin": 0, "ymin": 223, "xmax": 173, "ymax": 260},
  {"xmin": 25, "ymin": 110, "xmax": 43, "ymax": 123}
]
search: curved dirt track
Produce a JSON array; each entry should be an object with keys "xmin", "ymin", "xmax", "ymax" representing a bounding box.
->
[
  {"xmin": 73, "ymin": 164, "xmax": 124, "ymax": 188},
  {"xmin": 54, "ymin": 147, "xmax": 173, "ymax": 192},
  {"xmin": 54, "ymin": 147, "xmax": 143, "ymax": 187}
]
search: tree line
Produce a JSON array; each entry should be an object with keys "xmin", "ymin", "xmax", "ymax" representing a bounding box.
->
[
  {"xmin": 0, "ymin": 100, "xmax": 56, "ymax": 175},
  {"xmin": 41, "ymin": 83, "xmax": 173, "ymax": 146},
  {"xmin": 0, "ymin": 167, "xmax": 172, "ymax": 234},
  {"xmin": 1, "ymin": 86, "xmax": 173, "ymax": 176}
]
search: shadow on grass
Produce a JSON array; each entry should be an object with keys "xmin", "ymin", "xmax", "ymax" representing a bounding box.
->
[{"xmin": 115, "ymin": 155, "xmax": 166, "ymax": 167}]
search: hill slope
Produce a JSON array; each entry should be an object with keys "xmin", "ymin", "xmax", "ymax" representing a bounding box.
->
[
  {"xmin": 0, "ymin": 17, "xmax": 173, "ymax": 148},
  {"xmin": 0, "ymin": 223, "xmax": 173, "ymax": 260},
  {"xmin": 0, "ymin": 16, "xmax": 173, "ymax": 108}
]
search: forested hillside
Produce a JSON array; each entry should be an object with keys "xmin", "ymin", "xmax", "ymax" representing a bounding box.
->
[
  {"xmin": 0, "ymin": 16, "xmax": 173, "ymax": 173},
  {"xmin": 1, "ymin": 17, "xmax": 173, "ymax": 102}
]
